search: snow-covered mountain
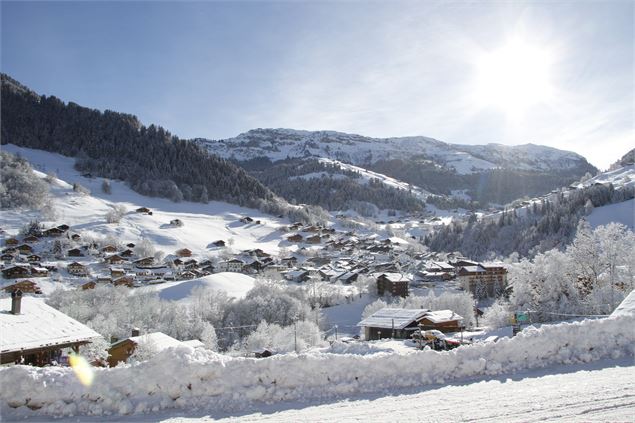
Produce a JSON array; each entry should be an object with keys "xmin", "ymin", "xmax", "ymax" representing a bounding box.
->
[
  {"xmin": 198, "ymin": 128, "xmax": 593, "ymax": 174},
  {"xmin": 196, "ymin": 128, "xmax": 597, "ymax": 211}
]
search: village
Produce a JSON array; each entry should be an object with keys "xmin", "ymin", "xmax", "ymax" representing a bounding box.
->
[{"xmin": 0, "ymin": 206, "xmax": 510, "ymax": 368}]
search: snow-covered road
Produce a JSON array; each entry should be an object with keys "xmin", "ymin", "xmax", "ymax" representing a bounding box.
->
[{"xmin": 162, "ymin": 358, "xmax": 635, "ymax": 422}]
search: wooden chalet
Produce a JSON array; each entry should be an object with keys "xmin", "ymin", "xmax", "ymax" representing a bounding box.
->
[
  {"xmin": 16, "ymin": 244, "xmax": 33, "ymax": 254},
  {"xmin": 5, "ymin": 237, "xmax": 19, "ymax": 246},
  {"xmin": 2, "ymin": 265, "xmax": 31, "ymax": 279},
  {"xmin": 120, "ymin": 249, "xmax": 135, "ymax": 258},
  {"xmin": 67, "ymin": 248, "xmax": 84, "ymax": 257},
  {"xmin": 239, "ymin": 216, "xmax": 253, "ymax": 224},
  {"xmin": 110, "ymin": 268, "xmax": 126, "ymax": 278},
  {"xmin": 280, "ymin": 257, "xmax": 298, "ymax": 268},
  {"xmin": 1, "ymin": 253, "xmax": 15, "ymax": 263},
  {"xmin": 23, "ymin": 235, "xmax": 39, "ymax": 244},
  {"xmin": 212, "ymin": 240, "xmax": 226, "ymax": 247},
  {"xmin": 175, "ymin": 248, "xmax": 192, "ymax": 258},
  {"xmin": 81, "ymin": 281, "xmax": 96, "ymax": 290},
  {"xmin": 29, "ymin": 266, "xmax": 49, "ymax": 278},
  {"xmin": 358, "ymin": 308, "xmax": 463, "ymax": 340},
  {"xmin": 306, "ymin": 235, "xmax": 322, "ymax": 244},
  {"xmin": 67, "ymin": 262, "xmax": 89, "ymax": 276},
  {"xmin": 287, "ymin": 234, "xmax": 303, "ymax": 243},
  {"xmin": 3, "ymin": 280, "xmax": 41, "ymax": 294},
  {"xmin": 0, "ymin": 293, "xmax": 101, "ymax": 365},
  {"xmin": 107, "ymin": 330, "xmax": 184, "ymax": 367},
  {"xmin": 70, "ymin": 233, "xmax": 81, "ymax": 241},
  {"xmin": 358, "ymin": 308, "xmax": 429, "ymax": 340},
  {"xmin": 418, "ymin": 310, "xmax": 464, "ymax": 333},
  {"xmin": 26, "ymin": 254, "xmax": 41, "ymax": 263},
  {"xmin": 113, "ymin": 276, "xmax": 134, "ymax": 287},
  {"xmin": 57, "ymin": 224, "xmax": 70, "ymax": 232},
  {"xmin": 136, "ymin": 207, "xmax": 151, "ymax": 214},
  {"xmin": 104, "ymin": 254, "xmax": 126, "ymax": 265},
  {"xmin": 134, "ymin": 257, "xmax": 155, "ymax": 267},
  {"xmin": 101, "ymin": 245, "xmax": 118, "ymax": 253},
  {"xmin": 43, "ymin": 227, "xmax": 65, "ymax": 237}
]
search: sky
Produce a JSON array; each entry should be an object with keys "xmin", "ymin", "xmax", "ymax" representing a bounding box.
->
[{"xmin": 1, "ymin": 1, "xmax": 632, "ymax": 169}]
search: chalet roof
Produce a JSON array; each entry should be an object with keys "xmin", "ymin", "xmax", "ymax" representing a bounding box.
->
[
  {"xmin": 181, "ymin": 339, "xmax": 205, "ymax": 349},
  {"xmin": 420, "ymin": 310, "xmax": 463, "ymax": 324},
  {"xmin": 358, "ymin": 308, "xmax": 430, "ymax": 329},
  {"xmin": 0, "ymin": 297, "xmax": 101, "ymax": 354},
  {"xmin": 379, "ymin": 273, "xmax": 411, "ymax": 283},
  {"xmin": 123, "ymin": 332, "xmax": 184, "ymax": 351},
  {"xmin": 611, "ymin": 290, "xmax": 635, "ymax": 318}
]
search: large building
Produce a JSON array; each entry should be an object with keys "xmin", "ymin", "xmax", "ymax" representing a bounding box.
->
[
  {"xmin": 376, "ymin": 273, "xmax": 411, "ymax": 297},
  {"xmin": 456, "ymin": 262, "xmax": 508, "ymax": 298}
]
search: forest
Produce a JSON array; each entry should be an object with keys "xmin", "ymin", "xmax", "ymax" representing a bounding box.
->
[
  {"xmin": 424, "ymin": 182, "xmax": 634, "ymax": 259},
  {"xmin": 0, "ymin": 74, "xmax": 275, "ymax": 209}
]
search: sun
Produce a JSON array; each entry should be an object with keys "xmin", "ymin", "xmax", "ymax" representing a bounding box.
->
[{"xmin": 473, "ymin": 39, "xmax": 554, "ymax": 117}]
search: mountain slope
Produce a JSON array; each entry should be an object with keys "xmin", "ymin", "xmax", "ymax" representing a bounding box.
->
[
  {"xmin": 0, "ymin": 74, "xmax": 275, "ymax": 209},
  {"xmin": 197, "ymin": 128, "xmax": 597, "ymax": 209}
]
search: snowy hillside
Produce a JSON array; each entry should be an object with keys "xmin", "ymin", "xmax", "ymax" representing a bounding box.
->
[
  {"xmin": 199, "ymin": 128, "xmax": 592, "ymax": 175},
  {"xmin": 1, "ymin": 144, "xmax": 288, "ymax": 257},
  {"xmin": 154, "ymin": 273, "xmax": 256, "ymax": 301}
]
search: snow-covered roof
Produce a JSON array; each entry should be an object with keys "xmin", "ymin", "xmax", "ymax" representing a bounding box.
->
[
  {"xmin": 124, "ymin": 332, "xmax": 184, "ymax": 351},
  {"xmin": 379, "ymin": 273, "xmax": 411, "ymax": 282},
  {"xmin": 610, "ymin": 290, "xmax": 635, "ymax": 318},
  {"xmin": 421, "ymin": 310, "xmax": 463, "ymax": 324},
  {"xmin": 460, "ymin": 265, "xmax": 485, "ymax": 273},
  {"xmin": 181, "ymin": 339, "xmax": 205, "ymax": 349},
  {"xmin": 358, "ymin": 308, "xmax": 430, "ymax": 329},
  {"xmin": 0, "ymin": 297, "xmax": 101, "ymax": 354}
]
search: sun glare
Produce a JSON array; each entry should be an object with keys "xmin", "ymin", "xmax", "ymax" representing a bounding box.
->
[{"xmin": 473, "ymin": 39, "xmax": 554, "ymax": 117}]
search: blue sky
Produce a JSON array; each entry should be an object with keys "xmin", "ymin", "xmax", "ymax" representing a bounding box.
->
[{"xmin": 1, "ymin": 1, "xmax": 632, "ymax": 169}]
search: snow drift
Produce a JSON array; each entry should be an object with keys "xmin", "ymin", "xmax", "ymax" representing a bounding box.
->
[{"xmin": 1, "ymin": 315, "xmax": 633, "ymax": 419}]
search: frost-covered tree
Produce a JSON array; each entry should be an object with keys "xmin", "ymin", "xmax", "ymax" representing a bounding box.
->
[
  {"xmin": 105, "ymin": 204, "xmax": 127, "ymax": 224},
  {"xmin": 0, "ymin": 151, "xmax": 49, "ymax": 210},
  {"xmin": 134, "ymin": 238, "xmax": 156, "ymax": 258},
  {"xmin": 101, "ymin": 179, "xmax": 112, "ymax": 194},
  {"xmin": 79, "ymin": 336, "xmax": 110, "ymax": 365}
]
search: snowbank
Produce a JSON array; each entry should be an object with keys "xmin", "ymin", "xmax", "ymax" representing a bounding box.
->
[
  {"xmin": 1, "ymin": 315, "xmax": 633, "ymax": 419},
  {"xmin": 154, "ymin": 273, "xmax": 256, "ymax": 301}
]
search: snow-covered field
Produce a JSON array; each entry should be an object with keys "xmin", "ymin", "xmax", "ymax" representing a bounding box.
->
[
  {"xmin": 1, "ymin": 314, "xmax": 632, "ymax": 420},
  {"xmin": 588, "ymin": 198, "xmax": 634, "ymax": 230},
  {"xmin": 154, "ymin": 273, "xmax": 256, "ymax": 301},
  {"xmin": 1, "ymin": 144, "xmax": 288, "ymax": 258}
]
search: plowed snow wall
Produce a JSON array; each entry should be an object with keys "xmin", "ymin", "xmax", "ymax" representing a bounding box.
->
[{"xmin": 1, "ymin": 316, "xmax": 633, "ymax": 418}]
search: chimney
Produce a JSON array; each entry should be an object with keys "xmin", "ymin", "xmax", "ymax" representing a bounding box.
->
[
  {"xmin": 11, "ymin": 289, "xmax": 22, "ymax": 315},
  {"xmin": 131, "ymin": 327, "xmax": 140, "ymax": 337}
]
